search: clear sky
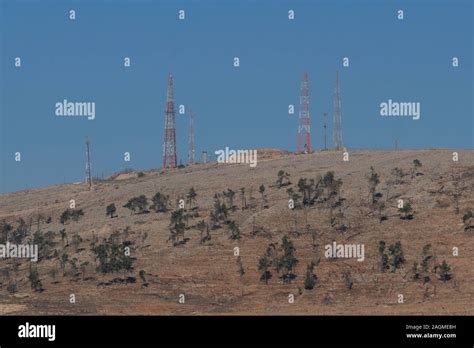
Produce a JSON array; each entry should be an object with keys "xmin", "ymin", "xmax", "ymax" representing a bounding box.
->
[{"xmin": 0, "ymin": 0, "xmax": 472, "ymax": 193}]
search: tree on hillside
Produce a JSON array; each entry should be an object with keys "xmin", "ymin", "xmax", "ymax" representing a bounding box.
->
[
  {"xmin": 391, "ymin": 167, "xmax": 405, "ymax": 184},
  {"xmin": 297, "ymin": 178, "xmax": 309, "ymax": 205},
  {"xmin": 186, "ymin": 187, "xmax": 198, "ymax": 210},
  {"xmin": 304, "ymin": 260, "xmax": 317, "ymax": 290},
  {"xmin": 463, "ymin": 210, "xmax": 473, "ymax": 231},
  {"xmin": 28, "ymin": 265, "xmax": 43, "ymax": 292},
  {"xmin": 437, "ymin": 260, "xmax": 453, "ymax": 282},
  {"xmin": 59, "ymin": 229, "xmax": 68, "ymax": 247},
  {"xmin": 259, "ymin": 185, "xmax": 267, "ymax": 208},
  {"xmin": 80, "ymin": 261, "xmax": 90, "ymax": 280},
  {"xmin": 411, "ymin": 159, "xmax": 422, "ymax": 179},
  {"xmin": 123, "ymin": 195, "xmax": 148, "ymax": 215},
  {"xmin": 276, "ymin": 170, "xmax": 291, "ymax": 188},
  {"xmin": 240, "ymin": 187, "xmax": 247, "ymax": 210},
  {"xmin": 92, "ymin": 233, "xmax": 134, "ymax": 273},
  {"xmin": 450, "ymin": 178, "xmax": 465, "ymax": 215},
  {"xmin": 342, "ymin": 271, "xmax": 353, "ymax": 290},
  {"xmin": 223, "ymin": 188, "xmax": 236, "ymax": 211},
  {"xmin": 150, "ymin": 192, "xmax": 170, "ymax": 213},
  {"xmin": 0, "ymin": 220, "xmax": 13, "ymax": 244},
  {"xmin": 323, "ymin": 171, "xmax": 343, "ymax": 208},
  {"xmin": 139, "ymin": 270, "xmax": 146, "ymax": 283},
  {"xmin": 378, "ymin": 241, "xmax": 389, "ymax": 272},
  {"xmin": 258, "ymin": 255, "xmax": 272, "ymax": 284},
  {"xmin": 71, "ymin": 232, "xmax": 83, "ymax": 252},
  {"xmin": 367, "ymin": 166, "xmax": 380, "ymax": 205},
  {"xmin": 296, "ymin": 174, "xmax": 327, "ymax": 207},
  {"xmin": 236, "ymin": 256, "xmax": 245, "ymax": 277},
  {"xmin": 228, "ymin": 220, "xmax": 241, "ymax": 240},
  {"xmin": 59, "ymin": 252, "xmax": 69, "ymax": 276},
  {"xmin": 399, "ymin": 202, "xmax": 413, "ymax": 220},
  {"xmin": 60, "ymin": 209, "xmax": 84, "ymax": 224},
  {"xmin": 306, "ymin": 224, "xmax": 319, "ymax": 250},
  {"xmin": 286, "ymin": 187, "xmax": 301, "ymax": 209},
  {"xmin": 106, "ymin": 203, "xmax": 117, "ymax": 218},
  {"xmin": 388, "ymin": 241, "xmax": 405, "ymax": 272},
  {"xmin": 412, "ymin": 244, "xmax": 433, "ymax": 283},
  {"xmin": 211, "ymin": 193, "xmax": 229, "ymax": 227},
  {"xmin": 168, "ymin": 209, "xmax": 186, "ymax": 246},
  {"xmin": 196, "ymin": 219, "xmax": 210, "ymax": 244},
  {"xmin": 279, "ymin": 236, "xmax": 298, "ymax": 283}
]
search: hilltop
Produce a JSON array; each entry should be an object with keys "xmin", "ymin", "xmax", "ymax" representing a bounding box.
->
[{"xmin": 0, "ymin": 149, "xmax": 473, "ymax": 315}]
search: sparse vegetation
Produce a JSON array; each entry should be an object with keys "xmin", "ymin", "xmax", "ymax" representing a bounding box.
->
[
  {"xmin": 258, "ymin": 255, "xmax": 272, "ymax": 284},
  {"xmin": 71, "ymin": 232, "xmax": 83, "ymax": 252},
  {"xmin": 437, "ymin": 260, "xmax": 453, "ymax": 282},
  {"xmin": 412, "ymin": 244, "xmax": 433, "ymax": 283},
  {"xmin": 342, "ymin": 271, "xmax": 353, "ymax": 290},
  {"xmin": 399, "ymin": 202, "xmax": 413, "ymax": 220},
  {"xmin": 59, "ymin": 229, "xmax": 68, "ymax": 247},
  {"xmin": 276, "ymin": 170, "xmax": 291, "ymax": 188},
  {"xmin": 28, "ymin": 266, "xmax": 43, "ymax": 292},
  {"xmin": 32, "ymin": 230, "xmax": 56, "ymax": 260},
  {"xmin": 259, "ymin": 184, "xmax": 267, "ymax": 208},
  {"xmin": 378, "ymin": 241, "xmax": 389, "ymax": 272},
  {"xmin": 60, "ymin": 209, "xmax": 84, "ymax": 225},
  {"xmin": 463, "ymin": 210, "xmax": 473, "ymax": 231},
  {"xmin": 123, "ymin": 195, "xmax": 148, "ymax": 214},
  {"xmin": 0, "ymin": 220, "xmax": 13, "ymax": 244},
  {"xmin": 197, "ymin": 220, "xmax": 211, "ymax": 244},
  {"xmin": 106, "ymin": 203, "xmax": 117, "ymax": 218},
  {"xmin": 411, "ymin": 159, "xmax": 422, "ymax": 178},
  {"xmin": 210, "ymin": 194, "xmax": 229, "ymax": 228},
  {"xmin": 1, "ymin": 149, "xmax": 471, "ymax": 315},
  {"xmin": 92, "ymin": 232, "xmax": 134, "ymax": 273},
  {"xmin": 186, "ymin": 187, "xmax": 198, "ymax": 210},
  {"xmin": 228, "ymin": 220, "xmax": 241, "ymax": 240},
  {"xmin": 304, "ymin": 260, "xmax": 317, "ymax": 290},
  {"xmin": 391, "ymin": 167, "xmax": 405, "ymax": 184},
  {"xmin": 150, "ymin": 192, "xmax": 170, "ymax": 213},
  {"xmin": 367, "ymin": 166, "xmax": 380, "ymax": 205},
  {"xmin": 236, "ymin": 256, "xmax": 245, "ymax": 277},
  {"xmin": 388, "ymin": 241, "xmax": 405, "ymax": 272},
  {"xmin": 239, "ymin": 187, "xmax": 247, "ymax": 210},
  {"xmin": 168, "ymin": 209, "xmax": 186, "ymax": 246},
  {"xmin": 59, "ymin": 252, "xmax": 69, "ymax": 276},
  {"xmin": 279, "ymin": 236, "xmax": 298, "ymax": 283}
]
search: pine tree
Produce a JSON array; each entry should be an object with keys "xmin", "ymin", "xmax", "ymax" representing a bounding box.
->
[
  {"xmin": 186, "ymin": 187, "xmax": 198, "ymax": 210},
  {"xmin": 304, "ymin": 261, "xmax": 317, "ymax": 290},
  {"xmin": 258, "ymin": 256, "xmax": 271, "ymax": 284},
  {"xmin": 437, "ymin": 260, "xmax": 452, "ymax": 282}
]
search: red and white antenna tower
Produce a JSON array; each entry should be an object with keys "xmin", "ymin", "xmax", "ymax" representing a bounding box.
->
[
  {"xmin": 162, "ymin": 74, "xmax": 177, "ymax": 169},
  {"xmin": 297, "ymin": 72, "xmax": 311, "ymax": 153},
  {"xmin": 188, "ymin": 109, "xmax": 195, "ymax": 165}
]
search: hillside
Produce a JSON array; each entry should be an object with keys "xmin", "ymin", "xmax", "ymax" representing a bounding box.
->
[{"xmin": 0, "ymin": 149, "xmax": 473, "ymax": 315}]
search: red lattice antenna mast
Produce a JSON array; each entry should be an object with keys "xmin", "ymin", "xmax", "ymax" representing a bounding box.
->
[{"xmin": 163, "ymin": 74, "xmax": 177, "ymax": 168}]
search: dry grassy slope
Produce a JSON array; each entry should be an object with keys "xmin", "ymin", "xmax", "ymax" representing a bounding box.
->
[{"xmin": 0, "ymin": 149, "xmax": 473, "ymax": 315}]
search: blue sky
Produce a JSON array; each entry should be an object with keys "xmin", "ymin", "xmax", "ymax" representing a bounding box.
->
[{"xmin": 1, "ymin": 0, "xmax": 472, "ymax": 192}]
